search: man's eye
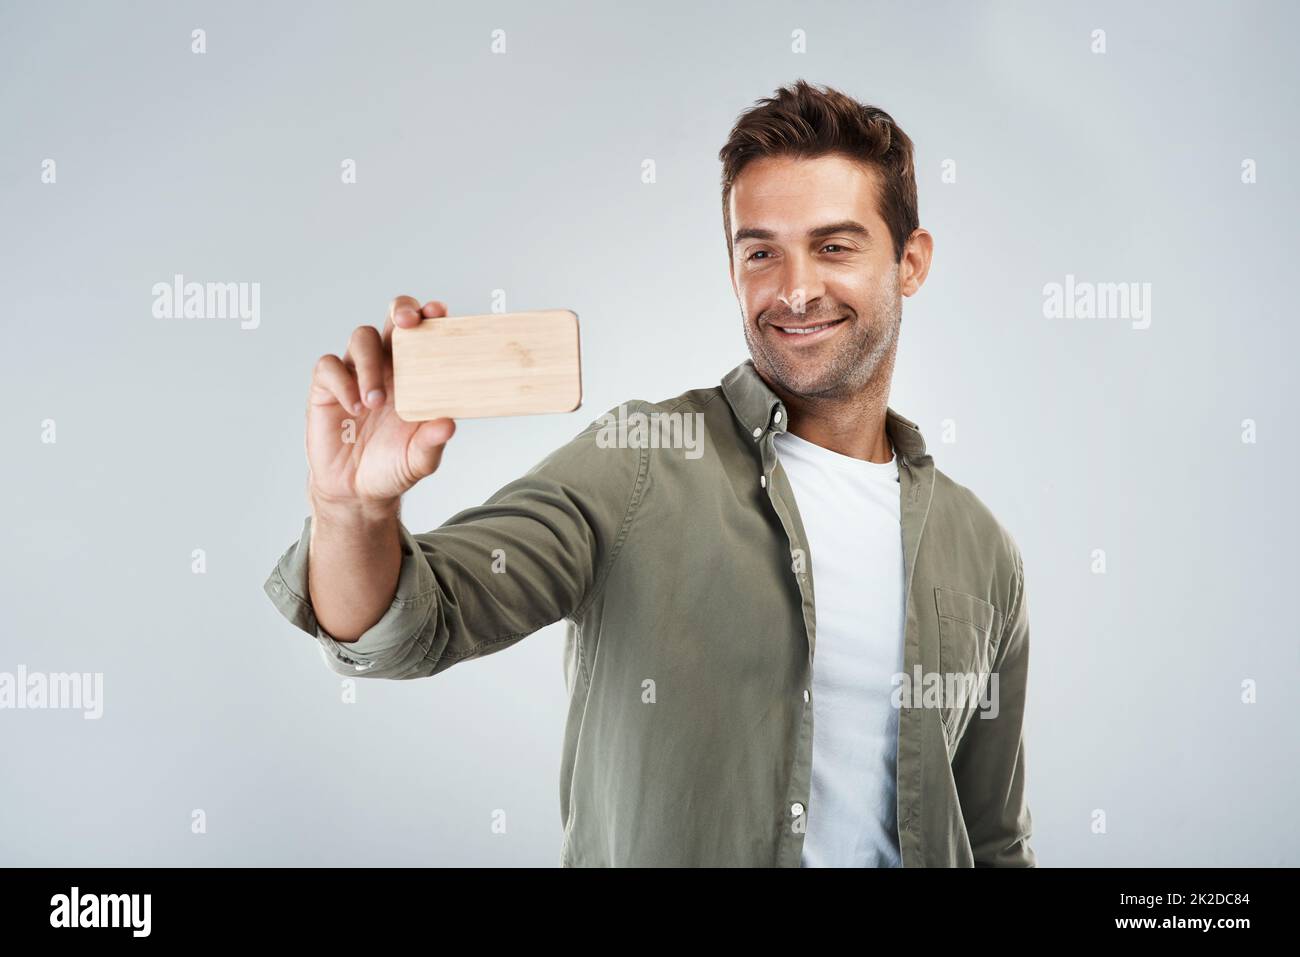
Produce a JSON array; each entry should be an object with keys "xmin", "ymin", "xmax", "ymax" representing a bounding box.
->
[
  {"xmin": 822, "ymin": 244, "xmax": 846, "ymax": 253},
  {"xmin": 746, "ymin": 250, "xmax": 770, "ymax": 261}
]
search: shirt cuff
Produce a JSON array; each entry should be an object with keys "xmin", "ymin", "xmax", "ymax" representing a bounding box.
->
[{"xmin": 263, "ymin": 515, "xmax": 437, "ymax": 676}]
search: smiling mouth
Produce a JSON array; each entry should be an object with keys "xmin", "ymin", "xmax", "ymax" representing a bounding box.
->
[{"xmin": 769, "ymin": 316, "xmax": 848, "ymax": 338}]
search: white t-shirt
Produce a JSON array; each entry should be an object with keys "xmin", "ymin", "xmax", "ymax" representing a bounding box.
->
[{"xmin": 774, "ymin": 428, "xmax": 906, "ymax": 868}]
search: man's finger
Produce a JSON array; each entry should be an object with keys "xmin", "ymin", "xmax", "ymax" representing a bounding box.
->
[
  {"xmin": 389, "ymin": 294, "xmax": 422, "ymax": 329},
  {"xmin": 382, "ymin": 297, "xmax": 447, "ymax": 343},
  {"xmin": 346, "ymin": 326, "xmax": 386, "ymax": 408},
  {"xmin": 310, "ymin": 354, "xmax": 363, "ymax": 414}
]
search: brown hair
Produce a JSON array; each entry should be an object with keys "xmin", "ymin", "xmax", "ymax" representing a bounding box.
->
[{"xmin": 719, "ymin": 79, "xmax": 918, "ymax": 263}]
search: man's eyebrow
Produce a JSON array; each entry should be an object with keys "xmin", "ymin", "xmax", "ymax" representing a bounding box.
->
[
  {"xmin": 808, "ymin": 220, "xmax": 869, "ymax": 239},
  {"xmin": 733, "ymin": 221, "xmax": 870, "ymax": 244}
]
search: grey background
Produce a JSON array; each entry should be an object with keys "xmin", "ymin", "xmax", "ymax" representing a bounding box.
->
[{"xmin": 2, "ymin": 0, "xmax": 1296, "ymax": 866}]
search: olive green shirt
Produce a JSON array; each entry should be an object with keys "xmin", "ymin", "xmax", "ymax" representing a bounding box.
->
[{"xmin": 264, "ymin": 359, "xmax": 1036, "ymax": 867}]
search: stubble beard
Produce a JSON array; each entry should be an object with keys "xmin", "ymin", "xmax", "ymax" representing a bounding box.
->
[{"xmin": 743, "ymin": 267, "xmax": 901, "ymax": 401}]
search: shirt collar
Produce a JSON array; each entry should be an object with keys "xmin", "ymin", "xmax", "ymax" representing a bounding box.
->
[{"xmin": 720, "ymin": 359, "xmax": 928, "ymax": 460}]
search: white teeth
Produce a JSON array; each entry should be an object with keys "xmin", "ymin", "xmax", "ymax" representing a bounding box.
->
[{"xmin": 782, "ymin": 322, "xmax": 831, "ymax": 334}]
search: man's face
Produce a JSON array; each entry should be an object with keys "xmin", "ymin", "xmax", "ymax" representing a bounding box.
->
[{"xmin": 728, "ymin": 152, "xmax": 904, "ymax": 400}]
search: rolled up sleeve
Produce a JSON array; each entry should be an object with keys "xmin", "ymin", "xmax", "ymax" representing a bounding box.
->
[
  {"xmin": 262, "ymin": 403, "xmax": 648, "ymax": 682},
  {"xmin": 263, "ymin": 515, "xmax": 439, "ymax": 679}
]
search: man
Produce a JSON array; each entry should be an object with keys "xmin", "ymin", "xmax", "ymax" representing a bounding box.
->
[{"xmin": 265, "ymin": 80, "xmax": 1036, "ymax": 867}]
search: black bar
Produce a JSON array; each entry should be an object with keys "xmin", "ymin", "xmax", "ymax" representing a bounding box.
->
[{"xmin": 0, "ymin": 867, "xmax": 1286, "ymax": 942}]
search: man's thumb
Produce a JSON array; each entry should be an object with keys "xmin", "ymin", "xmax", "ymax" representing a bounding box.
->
[{"xmin": 406, "ymin": 418, "xmax": 455, "ymax": 480}]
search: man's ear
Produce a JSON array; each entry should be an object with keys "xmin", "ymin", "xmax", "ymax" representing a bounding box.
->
[{"xmin": 899, "ymin": 227, "xmax": 934, "ymax": 298}]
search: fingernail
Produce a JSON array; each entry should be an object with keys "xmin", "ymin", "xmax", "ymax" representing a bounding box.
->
[
  {"xmin": 395, "ymin": 307, "xmax": 414, "ymax": 322},
  {"xmin": 351, "ymin": 401, "xmax": 363, "ymax": 414},
  {"xmin": 366, "ymin": 389, "xmax": 385, "ymax": 406}
]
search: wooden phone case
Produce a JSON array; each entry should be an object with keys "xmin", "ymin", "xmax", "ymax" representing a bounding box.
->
[{"xmin": 391, "ymin": 309, "xmax": 582, "ymax": 421}]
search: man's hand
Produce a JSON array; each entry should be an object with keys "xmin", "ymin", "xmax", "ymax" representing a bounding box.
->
[
  {"xmin": 307, "ymin": 295, "xmax": 457, "ymax": 512},
  {"xmin": 302, "ymin": 295, "xmax": 456, "ymax": 641}
]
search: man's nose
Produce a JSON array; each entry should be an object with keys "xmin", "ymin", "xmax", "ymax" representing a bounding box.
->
[{"xmin": 779, "ymin": 253, "xmax": 825, "ymax": 315}]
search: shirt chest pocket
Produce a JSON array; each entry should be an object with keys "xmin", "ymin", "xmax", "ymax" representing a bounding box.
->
[{"xmin": 933, "ymin": 586, "xmax": 1003, "ymax": 737}]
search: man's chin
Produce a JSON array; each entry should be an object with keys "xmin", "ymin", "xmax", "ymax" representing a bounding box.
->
[{"xmin": 762, "ymin": 362, "xmax": 850, "ymax": 400}]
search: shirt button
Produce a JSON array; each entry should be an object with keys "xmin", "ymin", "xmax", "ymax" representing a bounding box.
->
[
  {"xmin": 791, "ymin": 802, "xmax": 805, "ymax": 817},
  {"xmin": 803, "ymin": 689, "xmax": 810, "ymax": 702},
  {"xmin": 752, "ymin": 426, "xmax": 762, "ymax": 438},
  {"xmin": 760, "ymin": 474, "xmax": 767, "ymax": 488},
  {"xmin": 774, "ymin": 410, "xmax": 783, "ymax": 424}
]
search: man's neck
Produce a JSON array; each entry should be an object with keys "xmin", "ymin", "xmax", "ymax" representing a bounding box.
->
[{"xmin": 767, "ymin": 376, "xmax": 894, "ymax": 464}]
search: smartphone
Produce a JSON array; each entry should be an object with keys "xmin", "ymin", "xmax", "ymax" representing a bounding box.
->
[{"xmin": 391, "ymin": 309, "xmax": 582, "ymax": 421}]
